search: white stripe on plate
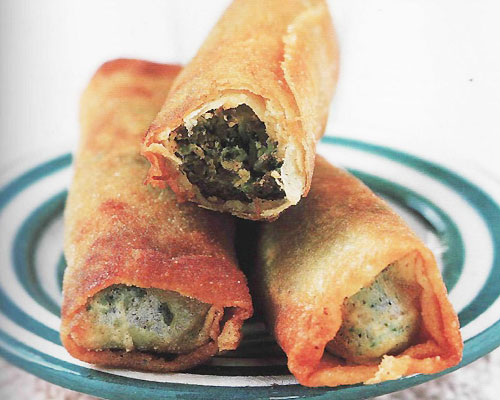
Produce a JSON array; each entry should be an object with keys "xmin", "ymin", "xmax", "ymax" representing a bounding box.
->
[
  {"xmin": 461, "ymin": 293, "xmax": 500, "ymax": 341},
  {"xmin": 0, "ymin": 314, "xmax": 297, "ymax": 387}
]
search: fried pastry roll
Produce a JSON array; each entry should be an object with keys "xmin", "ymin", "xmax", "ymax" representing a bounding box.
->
[
  {"xmin": 255, "ymin": 156, "xmax": 462, "ymax": 386},
  {"xmin": 143, "ymin": 0, "xmax": 339, "ymax": 220},
  {"xmin": 61, "ymin": 59, "xmax": 253, "ymax": 372}
]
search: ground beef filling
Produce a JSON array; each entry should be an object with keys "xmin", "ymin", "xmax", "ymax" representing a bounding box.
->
[
  {"xmin": 73, "ymin": 285, "xmax": 213, "ymax": 354},
  {"xmin": 173, "ymin": 105, "xmax": 285, "ymax": 202},
  {"xmin": 327, "ymin": 263, "xmax": 420, "ymax": 364}
]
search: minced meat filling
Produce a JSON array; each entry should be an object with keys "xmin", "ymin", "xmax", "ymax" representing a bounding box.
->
[{"xmin": 173, "ymin": 105, "xmax": 285, "ymax": 202}]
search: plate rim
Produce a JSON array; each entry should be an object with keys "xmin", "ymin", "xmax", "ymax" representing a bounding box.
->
[{"xmin": 0, "ymin": 137, "xmax": 499, "ymax": 400}]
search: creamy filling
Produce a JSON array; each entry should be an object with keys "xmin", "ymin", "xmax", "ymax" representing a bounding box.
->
[
  {"xmin": 327, "ymin": 263, "xmax": 420, "ymax": 363},
  {"xmin": 72, "ymin": 285, "xmax": 214, "ymax": 354},
  {"xmin": 173, "ymin": 105, "xmax": 285, "ymax": 203}
]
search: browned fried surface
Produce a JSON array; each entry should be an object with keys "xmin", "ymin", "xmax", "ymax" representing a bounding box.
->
[
  {"xmin": 256, "ymin": 156, "xmax": 462, "ymax": 386},
  {"xmin": 61, "ymin": 59, "xmax": 253, "ymax": 372}
]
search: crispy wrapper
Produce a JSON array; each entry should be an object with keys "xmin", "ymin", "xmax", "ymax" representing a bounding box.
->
[
  {"xmin": 143, "ymin": 0, "xmax": 339, "ymax": 220},
  {"xmin": 61, "ymin": 59, "xmax": 253, "ymax": 372},
  {"xmin": 255, "ymin": 156, "xmax": 462, "ymax": 386}
]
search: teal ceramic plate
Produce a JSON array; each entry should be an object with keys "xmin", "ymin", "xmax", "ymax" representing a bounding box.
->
[{"xmin": 1, "ymin": 137, "xmax": 500, "ymax": 399}]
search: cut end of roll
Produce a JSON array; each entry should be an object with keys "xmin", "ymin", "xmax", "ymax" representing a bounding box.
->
[
  {"xmin": 143, "ymin": 98, "xmax": 305, "ymax": 220},
  {"xmin": 173, "ymin": 105, "xmax": 286, "ymax": 203},
  {"xmin": 62, "ymin": 283, "xmax": 249, "ymax": 372},
  {"xmin": 291, "ymin": 250, "xmax": 462, "ymax": 387},
  {"xmin": 70, "ymin": 285, "xmax": 221, "ymax": 355}
]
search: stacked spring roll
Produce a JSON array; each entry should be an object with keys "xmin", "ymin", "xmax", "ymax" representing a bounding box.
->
[
  {"xmin": 255, "ymin": 156, "xmax": 462, "ymax": 386},
  {"xmin": 61, "ymin": 59, "xmax": 253, "ymax": 371},
  {"xmin": 143, "ymin": 0, "xmax": 339, "ymax": 220}
]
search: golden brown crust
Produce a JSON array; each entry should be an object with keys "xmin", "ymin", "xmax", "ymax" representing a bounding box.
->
[
  {"xmin": 142, "ymin": 0, "xmax": 339, "ymax": 220},
  {"xmin": 256, "ymin": 156, "xmax": 462, "ymax": 386},
  {"xmin": 61, "ymin": 59, "xmax": 253, "ymax": 371}
]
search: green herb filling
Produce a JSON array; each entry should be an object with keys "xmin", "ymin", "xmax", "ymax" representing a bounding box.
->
[
  {"xmin": 174, "ymin": 105, "xmax": 284, "ymax": 202},
  {"xmin": 82, "ymin": 285, "xmax": 212, "ymax": 354},
  {"xmin": 327, "ymin": 264, "xmax": 420, "ymax": 362}
]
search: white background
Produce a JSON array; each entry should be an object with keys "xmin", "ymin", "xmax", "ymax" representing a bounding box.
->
[{"xmin": 1, "ymin": 0, "xmax": 499, "ymax": 173}]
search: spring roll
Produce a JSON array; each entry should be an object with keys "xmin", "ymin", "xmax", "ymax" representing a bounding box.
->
[
  {"xmin": 142, "ymin": 0, "xmax": 339, "ymax": 220},
  {"xmin": 255, "ymin": 156, "xmax": 462, "ymax": 386},
  {"xmin": 61, "ymin": 59, "xmax": 253, "ymax": 372}
]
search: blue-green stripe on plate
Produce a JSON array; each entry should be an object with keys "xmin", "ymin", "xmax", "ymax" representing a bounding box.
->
[{"xmin": 13, "ymin": 190, "xmax": 67, "ymax": 317}]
